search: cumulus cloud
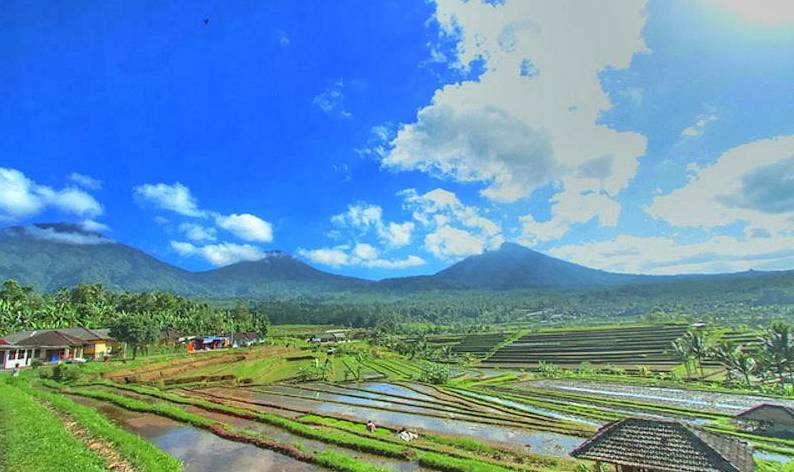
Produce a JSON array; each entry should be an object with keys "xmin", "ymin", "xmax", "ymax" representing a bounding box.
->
[
  {"xmin": 179, "ymin": 223, "xmax": 217, "ymax": 242},
  {"xmin": 424, "ymin": 225, "xmax": 487, "ymax": 260},
  {"xmin": 352, "ymin": 242, "xmax": 379, "ymax": 261},
  {"xmin": 385, "ymin": 105, "xmax": 557, "ymax": 202},
  {"xmin": 134, "ymin": 182, "xmax": 205, "ymax": 217},
  {"xmin": 332, "ymin": 202, "xmax": 414, "ymax": 249},
  {"xmin": 400, "ymin": 187, "xmax": 503, "ymax": 259},
  {"xmin": 647, "ymin": 135, "xmax": 794, "ymax": 235},
  {"xmin": 380, "ymin": 0, "xmax": 648, "ymax": 241},
  {"xmin": 297, "ymin": 247, "xmax": 350, "ymax": 267},
  {"xmin": 22, "ymin": 225, "xmax": 111, "ymax": 245},
  {"xmin": 550, "ymin": 233, "xmax": 794, "ymax": 275},
  {"xmin": 134, "ymin": 182, "xmax": 275, "ymax": 253},
  {"xmin": 214, "ymin": 213, "xmax": 273, "ymax": 243},
  {"xmin": 312, "ymin": 80, "xmax": 351, "ymax": 118},
  {"xmin": 298, "ymin": 245, "xmax": 425, "ymax": 270},
  {"xmin": 0, "ymin": 167, "xmax": 103, "ymax": 221},
  {"xmin": 170, "ymin": 241, "xmax": 266, "ymax": 266},
  {"xmin": 68, "ymin": 172, "xmax": 103, "ymax": 190}
]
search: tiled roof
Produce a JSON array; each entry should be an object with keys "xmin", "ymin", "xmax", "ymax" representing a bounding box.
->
[
  {"xmin": 2, "ymin": 327, "xmax": 114, "ymax": 345},
  {"xmin": 17, "ymin": 330, "xmax": 86, "ymax": 348},
  {"xmin": 571, "ymin": 418, "xmax": 754, "ymax": 472},
  {"xmin": 737, "ymin": 404, "xmax": 794, "ymax": 426}
]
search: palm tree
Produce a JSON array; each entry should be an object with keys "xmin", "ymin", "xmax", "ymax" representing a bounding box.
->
[
  {"xmin": 672, "ymin": 337, "xmax": 693, "ymax": 379},
  {"xmin": 761, "ymin": 322, "xmax": 794, "ymax": 390},
  {"xmin": 686, "ymin": 330, "xmax": 710, "ymax": 379},
  {"xmin": 713, "ymin": 343, "xmax": 756, "ymax": 387}
]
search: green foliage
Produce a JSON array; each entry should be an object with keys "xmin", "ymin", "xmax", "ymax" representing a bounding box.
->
[
  {"xmin": 22, "ymin": 383, "xmax": 182, "ymax": 472},
  {"xmin": 314, "ymin": 450, "xmax": 390, "ymax": 472},
  {"xmin": 419, "ymin": 362, "xmax": 450, "ymax": 385},
  {"xmin": 0, "ymin": 381, "xmax": 106, "ymax": 472},
  {"xmin": 51, "ymin": 363, "xmax": 82, "ymax": 383},
  {"xmin": 110, "ymin": 313, "xmax": 162, "ymax": 358}
]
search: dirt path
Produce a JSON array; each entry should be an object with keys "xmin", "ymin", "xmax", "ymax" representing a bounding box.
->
[{"xmin": 41, "ymin": 401, "xmax": 138, "ymax": 472}]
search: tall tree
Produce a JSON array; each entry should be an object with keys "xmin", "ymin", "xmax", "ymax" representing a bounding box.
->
[
  {"xmin": 109, "ymin": 312, "xmax": 161, "ymax": 359},
  {"xmin": 761, "ymin": 321, "xmax": 794, "ymax": 390}
]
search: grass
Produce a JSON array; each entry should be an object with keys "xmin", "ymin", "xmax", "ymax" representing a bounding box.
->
[
  {"xmin": 0, "ymin": 380, "xmax": 107, "ymax": 472},
  {"xmin": 62, "ymin": 381, "xmax": 416, "ymax": 460},
  {"xmin": 22, "ymin": 382, "xmax": 182, "ymax": 472},
  {"xmin": 314, "ymin": 450, "xmax": 391, "ymax": 472},
  {"xmin": 50, "ymin": 381, "xmax": 400, "ymax": 471}
]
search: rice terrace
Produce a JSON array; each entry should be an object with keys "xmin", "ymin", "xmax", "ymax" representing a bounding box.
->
[
  {"xmin": 3, "ymin": 0, "xmax": 794, "ymax": 471},
  {"xmin": 4, "ymin": 317, "xmax": 794, "ymax": 472}
]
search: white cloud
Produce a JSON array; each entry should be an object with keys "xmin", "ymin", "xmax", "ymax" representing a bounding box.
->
[
  {"xmin": 382, "ymin": 221, "xmax": 415, "ymax": 248},
  {"xmin": 214, "ymin": 213, "xmax": 273, "ymax": 243},
  {"xmin": 332, "ymin": 203, "xmax": 383, "ymax": 230},
  {"xmin": 81, "ymin": 219, "xmax": 111, "ymax": 233},
  {"xmin": 68, "ymin": 172, "xmax": 103, "ymax": 190},
  {"xmin": 133, "ymin": 182, "xmax": 205, "ymax": 217},
  {"xmin": 381, "ymin": 0, "xmax": 648, "ymax": 241},
  {"xmin": 550, "ymin": 233, "xmax": 794, "ymax": 275},
  {"xmin": 361, "ymin": 255, "xmax": 426, "ymax": 269},
  {"xmin": 647, "ymin": 135, "xmax": 794, "ymax": 235},
  {"xmin": 352, "ymin": 242, "xmax": 379, "ymax": 261},
  {"xmin": 400, "ymin": 187, "xmax": 503, "ymax": 258},
  {"xmin": 312, "ymin": 80, "xmax": 351, "ymax": 118},
  {"xmin": 179, "ymin": 223, "xmax": 217, "ymax": 242},
  {"xmin": 170, "ymin": 241, "xmax": 266, "ymax": 266},
  {"xmin": 22, "ymin": 225, "xmax": 111, "ymax": 245},
  {"xmin": 332, "ymin": 202, "xmax": 414, "ymax": 249},
  {"xmin": 709, "ymin": 0, "xmax": 794, "ymax": 26},
  {"xmin": 0, "ymin": 167, "xmax": 103, "ymax": 220},
  {"xmin": 424, "ymin": 225, "xmax": 486, "ymax": 260},
  {"xmin": 298, "ymin": 247, "xmax": 350, "ymax": 267},
  {"xmin": 135, "ymin": 182, "xmax": 275, "ymax": 247},
  {"xmin": 299, "ymin": 244, "xmax": 426, "ymax": 270},
  {"xmin": 681, "ymin": 112, "xmax": 718, "ymax": 137}
]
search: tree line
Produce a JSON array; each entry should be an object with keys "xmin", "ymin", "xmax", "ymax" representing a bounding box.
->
[
  {"xmin": 672, "ymin": 321, "xmax": 794, "ymax": 393},
  {"xmin": 0, "ymin": 280, "xmax": 269, "ymax": 342}
]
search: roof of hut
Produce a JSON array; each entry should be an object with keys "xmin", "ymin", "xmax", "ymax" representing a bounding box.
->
[
  {"xmin": 571, "ymin": 418, "xmax": 754, "ymax": 472},
  {"xmin": 737, "ymin": 404, "xmax": 794, "ymax": 426}
]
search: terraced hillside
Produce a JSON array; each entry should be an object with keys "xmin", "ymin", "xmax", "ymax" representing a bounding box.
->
[
  {"xmin": 418, "ymin": 332, "xmax": 512, "ymax": 358},
  {"xmin": 482, "ymin": 325, "xmax": 760, "ymax": 371}
]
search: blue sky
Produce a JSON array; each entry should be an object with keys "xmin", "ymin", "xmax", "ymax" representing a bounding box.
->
[{"xmin": 1, "ymin": 0, "xmax": 793, "ymax": 279}]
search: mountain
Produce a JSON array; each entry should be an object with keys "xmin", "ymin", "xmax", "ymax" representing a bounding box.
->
[
  {"xmin": 0, "ymin": 223, "xmax": 792, "ymax": 300},
  {"xmin": 0, "ymin": 224, "xmax": 367, "ymax": 296},
  {"xmin": 426, "ymin": 242, "xmax": 645, "ymax": 289},
  {"xmin": 0, "ymin": 223, "xmax": 201, "ymax": 293}
]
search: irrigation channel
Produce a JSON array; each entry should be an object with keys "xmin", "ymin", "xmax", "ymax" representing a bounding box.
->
[
  {"xmin": 63, "ymin": 375, "xmax": 794, "ymax": 469},
  {"xmin": 196, "ymin": 381, "xmax": 589, "ymax": 457}
]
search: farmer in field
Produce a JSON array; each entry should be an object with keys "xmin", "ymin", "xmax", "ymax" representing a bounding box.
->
[{"xmin": 366, "ymin": 420, "xmax": 377, "ymax": 433}]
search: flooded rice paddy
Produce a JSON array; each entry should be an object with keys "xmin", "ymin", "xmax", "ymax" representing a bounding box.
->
[
  {"xmin": 69, "ymin": 396, "xmax": 321, "ymax": 472},
  {"xmin": 197, "ymin": 381, "xmax": 586, "ymax": 457},
  {"xmin": 524, "ymin": 379, "xmax": 794, "ymax": 413}
]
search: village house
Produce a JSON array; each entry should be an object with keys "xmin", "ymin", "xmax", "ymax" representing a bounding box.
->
[
  {"xmin": 181, "ymin": 335, "xmax": 230, "ymax": 352},
  {"xmin": 231, "ymin": 332, "xmax": 264, "ymax": 348},
  {"xmin": 0, "ymin": 327, "xmax": 118, "ymax": 369},
  {"xmin": 571, "ymin": 417, "xmax": 755, "ymax": 472},
  {"xmin": 308, "ymin": 329, "xmax": 349, "ymax": 344},
  {"xmin": 736, "ymin": 404, "xmax": 794, "ymax": 438}
]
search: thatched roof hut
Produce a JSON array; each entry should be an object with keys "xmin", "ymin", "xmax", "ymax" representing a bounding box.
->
[{"xmin": 571, "ymin": 418, "xmax": 754, "ymax": 472}]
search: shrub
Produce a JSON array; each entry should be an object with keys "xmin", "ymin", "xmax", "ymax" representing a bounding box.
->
[{"xmin": 418, "ymin": 362, "xmax": 449, "ymax": 385}]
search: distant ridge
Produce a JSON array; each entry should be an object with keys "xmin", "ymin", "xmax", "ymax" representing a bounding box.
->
[{"xmin": 0, "ymin": 223, "xmax": 792, "ymax": 298}]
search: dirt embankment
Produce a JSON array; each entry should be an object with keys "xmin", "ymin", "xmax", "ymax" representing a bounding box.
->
[{"xmin": 42, "ymin": 401, "xmax": 138, "ymax": 472}]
